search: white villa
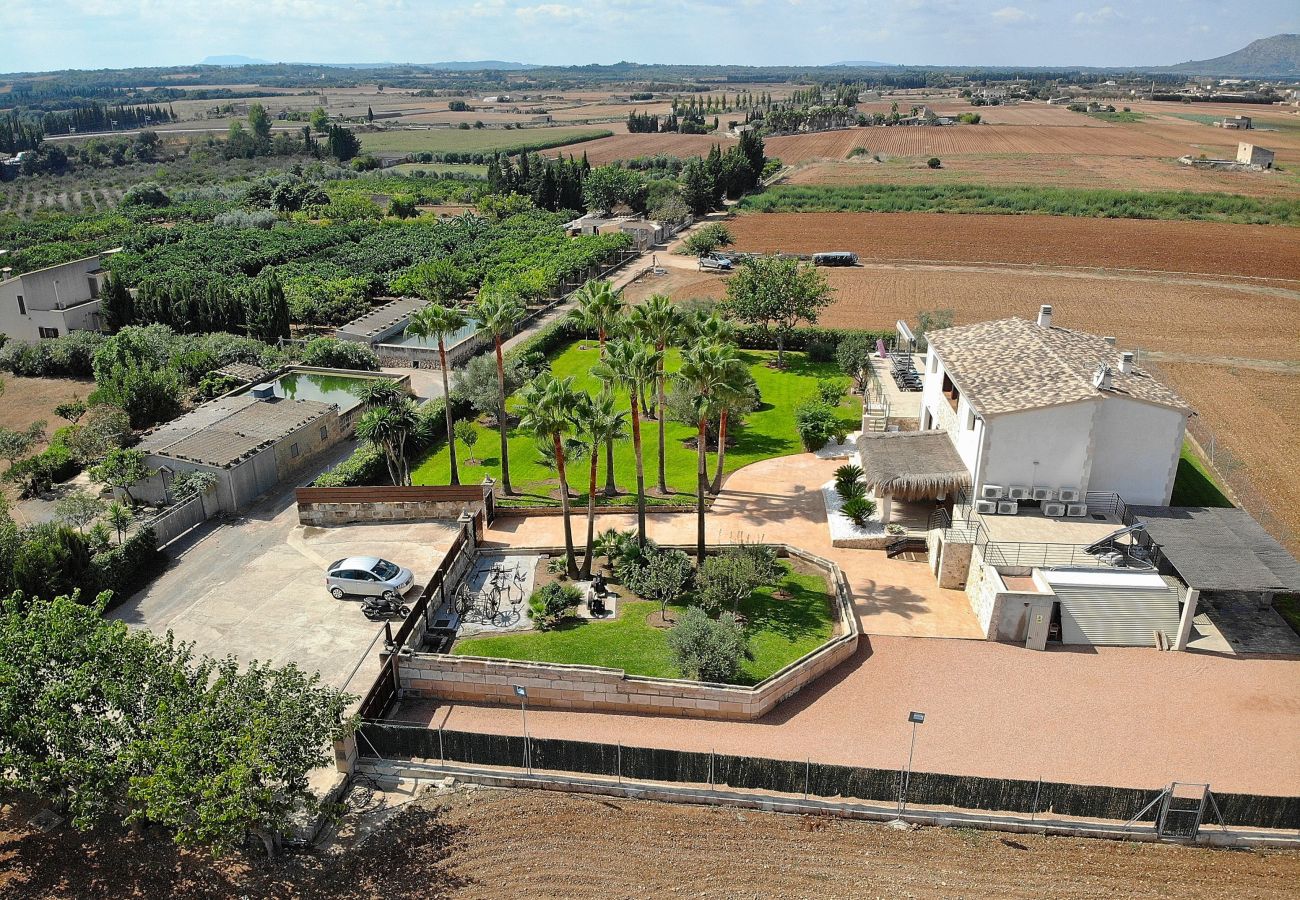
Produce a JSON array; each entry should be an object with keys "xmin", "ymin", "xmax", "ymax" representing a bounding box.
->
[
  {"xmin": 846, "ymin": 306, "xmax": 1300, "ymax": 653},
  {"xmin": 0, "ymin": 251, "xmax": 117, "ymax": 341},
  {"xmin": 920, "ymin": 304, "xmax": 1190, "ymax": 510}
]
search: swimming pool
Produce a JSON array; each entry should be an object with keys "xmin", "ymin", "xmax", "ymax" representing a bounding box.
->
[{"xmin": 384, "ymin": 319, "xmax": 480, "ymax": 350}]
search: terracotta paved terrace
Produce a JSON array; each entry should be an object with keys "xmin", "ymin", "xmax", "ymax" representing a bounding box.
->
[{"xmin": 410, "ymin": 455, "xmax": 1300, "ymax": 795}]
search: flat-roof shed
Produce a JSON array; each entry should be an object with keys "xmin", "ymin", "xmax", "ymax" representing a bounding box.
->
[{"xmin": 1130, "ymin": 506, "xmax": 1300, "ymax": 649}]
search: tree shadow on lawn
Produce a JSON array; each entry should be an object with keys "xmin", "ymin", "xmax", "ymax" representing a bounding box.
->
[{"xmin": 740, "ymin": 574, "xmax": 834, "ymax": 643}]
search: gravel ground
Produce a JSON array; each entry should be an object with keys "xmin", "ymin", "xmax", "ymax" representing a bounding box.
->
[{"xmin": 4, "ymin": 787, "xmax": 1297, "ymax": 899}]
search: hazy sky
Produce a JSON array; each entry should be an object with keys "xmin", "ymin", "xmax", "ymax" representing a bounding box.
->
[{"xmin": 5, "ymin": 1, "xmax": 1297, "ymax": 73}]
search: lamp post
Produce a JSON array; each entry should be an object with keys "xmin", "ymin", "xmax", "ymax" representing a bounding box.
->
[
  {"xmin": 898, "ymin": 711, "xmax": 926, "ymax": 819},
  {"xmin": 514, "ymin": 684, "xmax": 531, "ymax": 774}
]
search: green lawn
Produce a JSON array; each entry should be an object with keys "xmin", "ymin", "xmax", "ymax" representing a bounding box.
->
[
  {"xmin": 388, "ymin": 162, "xmax": 489, "ymax": 177},
  {"xmin": 360, "ymin": 126, "xmax": 612, "ymax": 156},
  {"xmin": 1170, "ymin": 441, "xmax": 1233, "ymax": 508},
  {"xmin": 1085, "ymin": 111, "xmax": 1147, "ymax": 123},
  {"xmin": 452, "ymin": 564, "xmax": 835, "ymax": 685},
  {"xmin": 411, "ymin": 341, "xmax": 861, "ymax": 506}
]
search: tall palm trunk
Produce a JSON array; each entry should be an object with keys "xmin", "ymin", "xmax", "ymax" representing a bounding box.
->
[
  {"xmin": 494, "ymin": 336, "xmax": 512, "ymax": 493},
  {"xmin": 554, "ymin": 435, "xmax": 578, "ymax": 578},
  {"xmin": 440, "ymin": 339, "xmax": 459, "ymax": 485},
  {"xmin": 709, "ymin": 407, "xmax": 729, "ymax": 494},
  {"xmin": 630, "ymin": 391, "xmax": 647, "ymax": 547},
  {"xmin": 655, "ymin": 351, "xmax": 668, "ymax": 494},
  {"xmin": 696, "ymin": 413, "xmax": 708, "ymax": 566},
  {"xmin": 582, "ymin": 443, "xmax": 598, "ymax": 579},
  {"xmin": 599, "ymin": 328, "xmax": 617, "ymax": 497}
]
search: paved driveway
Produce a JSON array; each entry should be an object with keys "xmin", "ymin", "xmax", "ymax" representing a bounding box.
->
[{"xmin": 111, "ymin": 486, "xmax": 462, "ymax": 694}]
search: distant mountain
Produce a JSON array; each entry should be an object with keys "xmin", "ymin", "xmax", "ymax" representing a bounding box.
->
[
  {"xmin": 831, "ymin": 60, "xmax": 894, "ymax": 67},
  {"xmin": 1160, "ymin": 34, "xmax": 1300, "ymax": 77},
  {"xmin": 200, "ymin": 54, "xmax": 271, "ymax": 66}
]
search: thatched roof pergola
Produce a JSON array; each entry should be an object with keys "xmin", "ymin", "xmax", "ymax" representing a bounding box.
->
[{"xmin": 855, "ymin": 431, "xmax": 971, "ymax": 502}]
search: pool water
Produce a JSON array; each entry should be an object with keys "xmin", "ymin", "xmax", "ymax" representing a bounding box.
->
[
  {"xmin": 271, "ymin": 372, "xmax": 377, "ymax": 413},
  {"xmin": 387, "ymin": 319, "xmax": 479, "ymax": 350}
]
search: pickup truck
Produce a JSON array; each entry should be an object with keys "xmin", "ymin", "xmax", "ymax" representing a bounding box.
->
[{"xmin": 697, "ymin": 254, "xmax": 734, "ymax": 272}]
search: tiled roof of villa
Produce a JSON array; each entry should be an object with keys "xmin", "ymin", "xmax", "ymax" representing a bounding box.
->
[{"xmin": 925, "ymin": 317, "xmax": 1191, "ymax": 417}]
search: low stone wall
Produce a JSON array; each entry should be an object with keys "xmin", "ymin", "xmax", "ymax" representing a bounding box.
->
[
  {"xmin": 297, "ymin": 485, "xmax": 488, "ymax": 526},
  {"xmin": 395, "ymin": 546, "xmax": 859, "ymax": 720},
  {"xmin": 496, "ymin": 503, "xmax": 698, "ymax": 518}
]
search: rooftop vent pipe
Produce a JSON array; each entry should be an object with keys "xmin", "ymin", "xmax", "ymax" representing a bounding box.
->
[
  {"xmin": 1037, "ymin": 304, "xmax": 1053, "ymax": 327},
  {"xmin": 1118, "ymin": 352, "xmax": 1134, "ymax": 375},
  {"xmin": 1103, "ymin": 336, "xmax": 1117, "ymax": 347}
]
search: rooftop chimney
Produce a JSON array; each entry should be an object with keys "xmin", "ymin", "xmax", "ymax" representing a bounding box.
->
[
  {"xmin": 1037, "ymin": 304, "xmax": 1053, "ymax": 327},
  {"xmin": 1118, "ymin": 351, "xmax": 1134, "ymax": 375},
  {"xmin": 1103, "ymin": 336, "xmax": 1117, "ymax": 347}
]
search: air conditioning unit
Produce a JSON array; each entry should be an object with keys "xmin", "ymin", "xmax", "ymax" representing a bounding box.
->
[
  {"xmin": 981, "ymin": 484, "xmax": 1005, "ymax": 500},
  {"xmin": 997, "ymin": 500, "xmax": 1019, "ymax": 515},
  {"xmin": 975, "ymin": 499, "xmax": 998, "ymax": 515},
  {"xmin": 1058, "ymin": 487, "xmax": 1080, "ymax": 503},
  {"xmin": 1043, "ymin": 501, "xmax": 1067, "ymax": 517},
  {"xmin": 1066, "ymin": 503, "xmax": 1088, "ymax": 517},
  {"xmin": 1007, "ymin": 485, "xmax": 1031, "ymax": 501},
  {"xmin": 1031, "ymin": 487, "xmax": 1055, "ymax": 501}
]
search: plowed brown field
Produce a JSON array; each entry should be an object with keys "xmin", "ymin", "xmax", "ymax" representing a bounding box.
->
[
  {"xmin": 545, "ymin": 132, "xmax": 720, "ymax": 163},
  {"xmin": 1153, "ymin": 363, "xmax": 1300, "ymax": 553},
  {"xmin": 726, "ymin": 212, "xmax": 1300, "ymax": 280},
  {"xmin": 5, "ymin": 788, "xmax": 1299, "ymax": 899},
  {"xmin": 783, "ymin": 154, "xmax": 1300, "ymax": 197}
]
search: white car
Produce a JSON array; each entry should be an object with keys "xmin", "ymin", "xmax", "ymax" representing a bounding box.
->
[{"xmin": 325, "ymin": 556, "xmax": 414, "ymax": 600}]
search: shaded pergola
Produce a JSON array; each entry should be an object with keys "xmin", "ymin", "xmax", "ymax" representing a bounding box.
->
[
  {"xmin": 1130, "ymin": 506, "xmax": 1300, "ymax": 650},
  {"xmin": 855, "ymin": 431, "xmax": 971, "ymax": 524}
]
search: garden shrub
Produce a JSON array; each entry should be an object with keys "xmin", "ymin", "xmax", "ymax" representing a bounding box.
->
[
  {"xmin": 840, "ymin": 497, "xmax": 876, "ymax": 527},
  {"xmin": 666, "ymin": 607, "xmax": 750, "ymax": 683},
  {"xmin": 623, "ymin": 546, "xmax": 692, "ymax": 619},
  {"xmin": 678, "ymin": 223, "xmax": 734, "ymax": 257},
  {"xmin": 834, "ymin": 463, "xmax": 863, "ymax": 493},
  {"xmin": 696, "ymin": 544, "xmax": 779, "ymax": 615},
  {"xmin": 816, "ymin": 378, "xmax": 848, "ymax": 406},
  {"xmin": 298, "ymin": 336, "xmax": 380, "ymax": 371},
  {"xmin": 93, "ymin": 526, "xmax": 165, "ymax": 606},
  {"xmin": 794, "ymin": 401, "xmax": 847, "ymax": 451},
  {"xmin": 805, "ymin": 335, "xmax": 838, "ymax": 363},
  {"xmin": 529, "ymin": 581, "xmax": 582, "ymax": 631},
  {"xmin": 836, "ymin": 480, "xmax": 867, "ymax": 503}
]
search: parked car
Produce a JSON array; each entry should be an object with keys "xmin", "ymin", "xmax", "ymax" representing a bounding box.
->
[
  {"xmin": 325, "ymin": 556, "xmax": 414, "ymax": 600},
  {"xmin": 698, "ymin": 254, "xmax": 734, "ymax": 271}
]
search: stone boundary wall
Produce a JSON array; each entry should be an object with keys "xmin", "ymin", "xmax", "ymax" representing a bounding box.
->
[
  {"xmin": 297, "ymin": 485, "xmax": 488, "ymax": 526},
  {"xmin": 395, "ymin": 546, "xmax": 859, "ymax": 720},
  {"xmin": 496, "ymin": 503, "xmax": 698, "ymax": 518}
]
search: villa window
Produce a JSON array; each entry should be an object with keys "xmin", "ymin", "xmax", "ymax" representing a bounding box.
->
[
  {"xmin": 320, "ymin": 426, "xmax": 328, "ymax": 441},
  {"xmin": 966, "ymin": 407, "xmax": 976, "ymax": 430},
  {"xmin": 38, "ymin": 326, "xmax": 59, "ymax": 339},
  {"xmin": 942, "ymin": 373, "xmax": 960, "ymax": 411},
  {"xmin": 16, "ymin": 295, "xmax": 25, "ymax": 316},
  {"xmin": 290, "ymin": 443, "xmax": 300, "ymax": 458}
]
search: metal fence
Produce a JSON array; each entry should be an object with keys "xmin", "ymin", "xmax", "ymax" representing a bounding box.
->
[
  {"xmin": 142, "ymin": 495, "xmax": 211, "ymax": 548},
  {"xmin": 356, "ymin": 722, "xmax": 1300, "ymax": 831}
]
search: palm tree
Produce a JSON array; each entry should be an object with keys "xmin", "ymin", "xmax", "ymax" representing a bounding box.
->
[
  {"xmin": 519, "ymin": 373, "xmax": 583, "ymax": 577},
  {"xmin": 709, "ymin": 361, "xmax": 751, "ymax": 495},
  {"xmin": 677, "ymin": 342, "xmax": 743, "ymax": 565},
  {"xmin": 570, "ymin": 280, "xmax": 626, "ymax": 496},
  {"xmin": 593, "ymin": 338, "xmax": 662, "ymax": 547},
  {"xmin": 575, "ymin": 391, "xmax": 627, "ymax": 578},
  {"xmin": 406, "ymin": 302, "xmax": 468, "ymax": 485},
  {"xmin": 355, "ymin": 399, "xmax": 421, "ymax": 485},
  {"xmin": 473, "ymin": 289, "xmax": 527, "ymax": 494},
  {"xmin": 354, "ymin": 377, "xmax": 406, "ymax": 410},
  {"xmin": 629, "ymin": 294, "xmax": 682, "ymax": 495}
]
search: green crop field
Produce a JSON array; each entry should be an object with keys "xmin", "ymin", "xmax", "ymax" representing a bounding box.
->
[
  {"xmin": 388, "ymin": 162, "xmax": 489, "ymax": 177},
  {"xmin": 360, "ymin": 126, "xmax": 613, "ymax": 157}
]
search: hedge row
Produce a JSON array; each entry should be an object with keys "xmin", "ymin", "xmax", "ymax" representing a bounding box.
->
[{"xmin": 95, "ymin": 526, "xmax": 166, "ymax": 606}]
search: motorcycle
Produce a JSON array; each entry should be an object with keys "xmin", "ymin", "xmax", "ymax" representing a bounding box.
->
[{"xmin": 361, "ymin": 595, "xmax": 411, "ymax": 621}]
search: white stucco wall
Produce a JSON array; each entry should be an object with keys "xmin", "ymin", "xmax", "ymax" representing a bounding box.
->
[
  {"xmin": 980, "ymin": 401, "xmax": 1097, "ymax": 495},
  {"xmin": 921, "ymin": 353, "xmax": 982, "ymax": 473},
  {"xmin": 1087, "ymin": 398, "xmax": 1187, "ymax": 505},
  {"xmin": 0, "ymin": 258, "xmax": 105, "ymax": 340}
]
